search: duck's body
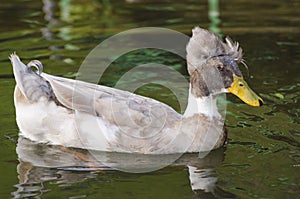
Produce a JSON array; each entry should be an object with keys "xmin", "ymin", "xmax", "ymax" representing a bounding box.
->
[
  {"xmin": 11, "ymin": 27, "xmax": 263, "ymax": 154},
  {"xmin": 13, "ymin": 67, "xmax": 225, "ymax": 154}
]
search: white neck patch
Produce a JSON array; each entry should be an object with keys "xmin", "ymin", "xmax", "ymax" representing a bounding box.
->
[{"xmin": 183, "ymin": 86, "xmax": 226, "ymax": 118}]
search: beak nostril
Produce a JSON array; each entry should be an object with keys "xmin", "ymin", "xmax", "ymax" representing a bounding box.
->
[{"xmin": 258, "ymin": 99, "xmax": 263, "ymax": 106}]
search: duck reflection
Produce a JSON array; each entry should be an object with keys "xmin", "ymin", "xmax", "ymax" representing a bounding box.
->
[{"xmin": 13, "ymin": 137, "xmax": 234, "ymax": 198}]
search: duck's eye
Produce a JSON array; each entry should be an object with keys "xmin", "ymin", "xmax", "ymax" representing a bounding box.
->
[{"xmin": 217, "ymin": 65, "xmax": 223, "ymax": 71}]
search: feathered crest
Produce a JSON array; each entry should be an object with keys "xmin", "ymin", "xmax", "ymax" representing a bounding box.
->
[{"xmin": 186, "ymin": 27, "xmax": 243, "ymax": 75}]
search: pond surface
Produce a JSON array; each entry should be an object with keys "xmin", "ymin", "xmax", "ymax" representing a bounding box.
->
[{"xmin": 0, "ymin": 0, "xmax": 299, "ymax": 198}]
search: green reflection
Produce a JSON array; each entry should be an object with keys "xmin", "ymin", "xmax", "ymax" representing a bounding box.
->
[{"xmin": 208, "ymin": 0, "xmax": 221, "ymax": 35}]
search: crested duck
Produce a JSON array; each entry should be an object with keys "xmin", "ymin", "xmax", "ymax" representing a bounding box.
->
[{"xmin": 11, "ymin": 27, "xmax": 263, "ymax": 154}]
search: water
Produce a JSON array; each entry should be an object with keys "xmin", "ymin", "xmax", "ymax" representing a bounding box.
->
[{"xmin": 0, "ymin": 0, "xmax": 299, "ymax": 198}]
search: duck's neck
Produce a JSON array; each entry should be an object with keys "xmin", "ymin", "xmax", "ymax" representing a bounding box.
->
[{"xmin": 183, "ymin": 86, "xmax": 221, "ymax": 118}]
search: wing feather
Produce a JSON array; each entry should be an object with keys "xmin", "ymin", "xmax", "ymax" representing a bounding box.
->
[{"xmin": 41, "ymin": 73, "xmax": 181, "ymax": 131}]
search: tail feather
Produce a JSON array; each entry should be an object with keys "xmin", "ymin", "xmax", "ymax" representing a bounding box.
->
[
  {"xmin": 10, "ymin": 53, "xmax": 52, "ymax": 102},
  {"xmin": 10, "ymin": 53, "xmax": 28, "ymax": 98}
]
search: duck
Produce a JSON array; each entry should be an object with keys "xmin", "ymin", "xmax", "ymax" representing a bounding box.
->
[{"xmin": 11, "ymin": 27, "xmax": 263, "ymax": 154}]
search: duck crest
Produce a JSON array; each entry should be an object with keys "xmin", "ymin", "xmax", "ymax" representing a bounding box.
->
[{"xmin": 186, "ymin": 27, "xmax": 243, "ymax": 75}]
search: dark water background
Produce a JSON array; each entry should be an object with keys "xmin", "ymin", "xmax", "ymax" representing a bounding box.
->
[{"xmin": 0, "ymin": 0, "xmax": 299, "ymax": 198}]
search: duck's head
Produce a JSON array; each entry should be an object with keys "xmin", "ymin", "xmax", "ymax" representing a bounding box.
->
[{"xmin": 187, "ymin": 27, "xmax": 263, "ymax": 107}]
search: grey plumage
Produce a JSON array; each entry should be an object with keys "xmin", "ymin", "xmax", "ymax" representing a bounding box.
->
[
  {"xmin": 186, "ymin": 27, "xmax": 243, "ymax": 75},
  {"xmin": 11, "ymin": 26, "xmax": 244, "ymax": 154}
]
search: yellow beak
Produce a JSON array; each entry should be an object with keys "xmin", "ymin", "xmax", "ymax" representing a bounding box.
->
[{"xmin": 227, "ymin": 75, "xmax": 264, "ymax": 107}]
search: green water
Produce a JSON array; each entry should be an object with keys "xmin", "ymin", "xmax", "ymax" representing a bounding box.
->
[{"xmin": 0, "ymin": 0, "xmax": 299, "ymax": 198}]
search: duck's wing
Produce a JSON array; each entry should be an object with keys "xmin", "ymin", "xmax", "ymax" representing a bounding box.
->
[{"xmin": 41, "ymin": 73, "xmax": 181, "ymax": 129}]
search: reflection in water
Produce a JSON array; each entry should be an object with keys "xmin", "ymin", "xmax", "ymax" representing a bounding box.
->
[
  {"xmin": 208, "ymin": 0, "xmax": 221, "ymax": 35},
  {"xmin": 42, "ymin": 0, "xmax": 73, "ymax": 41},
  {"xmin": 188, "ymin": 166, "xmax": 217, "ymax": 192},
  {"xmin": 12, "ymin": 137, "xmax": 234, "ymax": 198},
  {"xmin": 42, "ymin": 0, "xmax": 62, "ymax": 62},
  {"xmin": 42, "ymin": 0, "xmax": 60, "ymax": 41}
]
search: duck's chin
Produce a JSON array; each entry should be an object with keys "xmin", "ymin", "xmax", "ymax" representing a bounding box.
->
[{"xmin": 210, "ymin": 88, "xmax": 229, "ymax": 97}]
